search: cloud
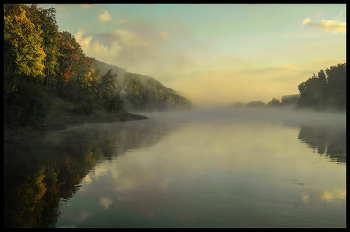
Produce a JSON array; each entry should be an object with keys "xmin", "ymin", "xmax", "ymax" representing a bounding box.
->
[
  {"xmin": 302, "ymin": 17, "xmax": 311, "ymax": 25},
  {"xmin": 74, "ymin": 29, "xmax": 124, "ymax": 59},
  {"xmin": 159, "ymin": 32, "xmax": 170, "ymax": 40},
  {"xmin": 240, "ymin": 66, "xmax": 292, "ymax": 75},
  {"xmin": 75, "ymin": 29, "xmax": 92, "ymax": 49},
  {"xmin": 99, "ymin": 10, "xmax": 112, "ymax": 22},
  {"xmin": 118, "ymin": 19, "xmax": 131, "ymax": 24},
  {"xmin": 99, "ymin": 197, "xmax": 112, "ymax": 210},
  {"xmin": 302, "ymin": 17, "xmax": 346, "ymax": 34},
  {"xmin": 319, "ymin": 19, "xmax": 346, "ymax": 33},
  {"xmin": 97, "ymin": 29, "xmax": 150, "ymax": 47}
]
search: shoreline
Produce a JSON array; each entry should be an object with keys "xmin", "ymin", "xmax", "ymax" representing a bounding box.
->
[{"xmin": 4, "ymin": 110, "xmax": 148, "ymax": 144}]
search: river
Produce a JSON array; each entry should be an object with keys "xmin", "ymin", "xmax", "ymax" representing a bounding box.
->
[{"xmin": 4, "ymin": 108, "xmax": 346, "ymax": 228}]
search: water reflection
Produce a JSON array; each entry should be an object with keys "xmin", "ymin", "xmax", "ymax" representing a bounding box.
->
[
  {"xmin": 298, "ymin": 125, "xmax": 346, "ymax": 163},
  {"xmin": 3, "ymin": 109, "xmax": 346, "ymax": 228},
  {"xmin": 301, "ymin": 189, "xmax": 346, "ymax": 205},
  {"xmin": 4, "ymin": 119, "xmax": 180, "ymax": 228}
]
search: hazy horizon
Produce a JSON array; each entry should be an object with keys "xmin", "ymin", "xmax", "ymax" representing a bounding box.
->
[{"xmin": 38, "ymin": 4, "xmax": 346, "ymax": 106}]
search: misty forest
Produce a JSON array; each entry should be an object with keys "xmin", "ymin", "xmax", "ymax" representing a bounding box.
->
[
  {"xmin": 4, "ymin": 4, "xmax": 346, "ymax": 130},
  {"xmin": 4, "ymin": 4, "xmax": 346, "ymax": 229},
  {"xmin": 4, "ymin": 4, "xmax": 192, "ymax": 129}
]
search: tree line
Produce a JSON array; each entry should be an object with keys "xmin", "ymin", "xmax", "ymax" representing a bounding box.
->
[
  {"xmin": 4, "ymin": 4, "xmax": 192, "ymax": 128},
  {"xmin": 231, "ymin": 63, "xmax": 346, "ymax": 112},
  {"xmin": 231, "ymin": 94, "xmax": 300, "ymax": 109},
  {"xmin": 297, "ymin": 63, "xmax": 346, "ymax": 111}
]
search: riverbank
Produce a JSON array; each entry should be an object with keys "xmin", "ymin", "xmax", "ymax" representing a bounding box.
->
[
  {"xmin": 4, "ymin": 90, "xmax": 148, "ymax": 144},
  {"xmin": 4, "ymin": 110, "xmax": 148, "ymax": 144}
]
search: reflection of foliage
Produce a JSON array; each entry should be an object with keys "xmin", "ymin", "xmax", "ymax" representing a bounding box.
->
[
  {"xmin": 298, "ymin": 125, "xmax": 346, "ymax": 163},
  {"xmin": 4, "ymin": 134, "xmax": 105, "ymax": 227},
  {"xmin": 4, "ymin": 119, "xmax": 180, "ymax": 227}
]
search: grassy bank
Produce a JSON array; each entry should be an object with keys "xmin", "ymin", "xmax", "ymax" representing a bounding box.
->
[{"xmin": 4, "ymin": 89, "xmax": 148, "ymax": 144}]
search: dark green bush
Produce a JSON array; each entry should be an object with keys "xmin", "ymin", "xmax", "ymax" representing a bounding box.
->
[
  {"xmin": 107, "ymin": 95, "xmax": 124, "ymax": 112},
  {"xmin": 72, "ymin": 102, "xmax": 94, "ymax": 116},
  {"xmin": 4, "ymin": 82, "xmax": 51, "ymax": 127}
]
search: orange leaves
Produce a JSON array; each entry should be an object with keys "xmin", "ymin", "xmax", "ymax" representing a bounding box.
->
[
  {"xmin": 59, "ymin": 38, "xmax": 78, "ymax": 61},
  {"xmin": 83, "ymin": 58, "xmax": 89, "ymax": 69},
  {"xmin": 59, "ymin": 64, "xmax": 75, "ymax": 84}
]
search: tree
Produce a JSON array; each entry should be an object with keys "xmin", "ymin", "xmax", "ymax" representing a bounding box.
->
[
  {"xmin": 280, "ymin": 94, "xmax": 300, "ymax": 107},
  {"xmin": 232, "ymin": 102, "xmax": 244, "ymax": 108},
  {"xmin": 246, "ymin": 101, "xmax": 266, "ymax": 108},
  {"xmin": 298, "ymin": 77, "xmax": 322, "ymax": 109},
  {"xmin": 325, "ymin": 63, "xmax": 346, "ymax": 110},
  {"xmin": 4, "ymin": 4, "xmax": 46, "ymax": 95},
  {"xmin": 297, "ymin": 63, "xmax": 346, "ymax": 111},
  {"xmin": 24, "ymin": 4, "xmax": 60, "ymax": 88},
  {"xmin": 267, "ymin": 98, "xmax": 280, "ymax": 107}
]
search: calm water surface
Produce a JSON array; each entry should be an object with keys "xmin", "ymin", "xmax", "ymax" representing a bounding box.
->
[{"xmin": 4, "ymin": 108, "xmax": 346, "ymax": 228}]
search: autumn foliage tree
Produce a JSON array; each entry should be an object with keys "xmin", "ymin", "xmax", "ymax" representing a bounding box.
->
[
  {"xmin": 4, "ymin": 4, "xmax": 46, "ymax": 95},
  {"xmin": 24, "ymin": 4, "xmax": 60, "ymax": 88},
  {"xmin": 4, "ymin": 4, "xmax": 191, "ymax": 127},
  {"xmin": 4, "ymin": 4, "xmax": 50, "ymax": 127}
]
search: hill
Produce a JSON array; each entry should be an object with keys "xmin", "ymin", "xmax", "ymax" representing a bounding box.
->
[
  {"xmin": 4, "ymin": 4, "xmax": 191, "ymax": 143},
  {"xmin": 91, "ymin": 58, "xmax": 192, "ymax": 111}
]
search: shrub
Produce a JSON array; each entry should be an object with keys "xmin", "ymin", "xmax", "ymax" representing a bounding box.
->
[
  {"xmin": 107, "ymin": 95, "xmax": 124, "ymax": 112},
  {"xmin": 4, "ymin": 82, "xmax": 51, "ymax": 127},
  {"xmin": 72, "ymin": 101, "xmax": 94, "ymax": 116}
]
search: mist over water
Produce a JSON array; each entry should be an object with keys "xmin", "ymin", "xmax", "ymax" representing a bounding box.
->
[
  {"xmin": 4, "ymin": 107, "xmax": 346, "ymax": 228},
  {"xmin": 139, "ymin": 107, "xmax": 346, "ymax": 128}
]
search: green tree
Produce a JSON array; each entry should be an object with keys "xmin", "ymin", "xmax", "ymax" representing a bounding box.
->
[
  {"xmin": 298, "ymin": 74, "xmax": 325, "ymax": 110},
  {"xmin": 297, "ymin": 63, "xmax": 346, "ymax": 111},
  {"xmin": 325, "ymin": 63, "xmax": 346, "ymax": 111}
]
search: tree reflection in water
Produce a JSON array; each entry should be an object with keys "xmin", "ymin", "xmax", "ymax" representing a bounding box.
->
[
  {"xmin": 3, "ymin": 114, "xmax": 346, "ymax": 227},
  {"xmin": 4, "ymin": 120, "xmax": 179, "ymax": 228},
  {"xmin": 298, "ymin": 125, "xmax": 346, "ymax": 164}
]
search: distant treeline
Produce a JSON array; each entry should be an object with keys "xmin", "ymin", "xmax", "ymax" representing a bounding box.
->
[
  {"xmin": 232, "ymin": 63, "xmax": 346, "ymax": 112},
  {"xmin": 232, "ymin": 94, "xmax": 300, "ymax": 109},
  {"xmin": 4, "ymin": 4, "xmax": 191, "ymax": 128}
]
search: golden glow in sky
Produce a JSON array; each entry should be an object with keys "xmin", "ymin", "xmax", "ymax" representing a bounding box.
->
[{"xmin": 42, "ymin": 4, "xmax": 346, "ymax": 106}]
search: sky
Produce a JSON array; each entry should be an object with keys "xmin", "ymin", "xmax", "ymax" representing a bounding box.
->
[{"xmin": 38, "ymin": 4, "xmax": 346, "ymax": 107}]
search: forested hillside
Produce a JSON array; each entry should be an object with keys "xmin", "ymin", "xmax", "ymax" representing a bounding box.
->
[
  {"xmin": 4, "ymin": 4, "xmax": 192, "ymax": 129},
  {"xmin": 91, "ymin": 59, "xmax": 192, "ymax": 111}
]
